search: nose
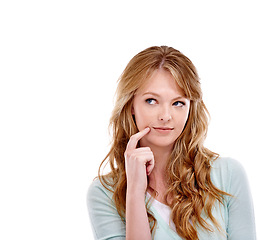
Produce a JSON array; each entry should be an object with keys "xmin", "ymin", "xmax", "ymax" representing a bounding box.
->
[{"xmin": 158, "ymin": 105, "xmax": 172, "ymax": 122}]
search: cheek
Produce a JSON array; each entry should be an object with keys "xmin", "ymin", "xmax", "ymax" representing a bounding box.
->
[
  {"xmin": 175, "ymin": 109, "xmax": 190, "ymax": 128},
  {"xmin": 182, "ymin": 111, "xmax": 190, "ymax": 124},
  {"xmin": 133, "ymin": 108, "xmax": 153, "ymax": 130}
]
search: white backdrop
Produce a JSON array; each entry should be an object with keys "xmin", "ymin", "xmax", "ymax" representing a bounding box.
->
[{"xmin": 0, "ymin": 0, "xmax": 260, "ymax": 239}]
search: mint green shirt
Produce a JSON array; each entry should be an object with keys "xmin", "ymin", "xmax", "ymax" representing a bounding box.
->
[{"xmin": 87, "ymin": 157, "xmax": 256, "ymax": 239}]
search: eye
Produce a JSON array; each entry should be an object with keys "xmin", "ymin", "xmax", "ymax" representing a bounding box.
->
[
  {"xmin": 145, "ymin": 98, "xmax": 157, "ymax": 105},
  {"xmin": 173, "ymin": 101, "xmax": 185, "ymax": 107}
]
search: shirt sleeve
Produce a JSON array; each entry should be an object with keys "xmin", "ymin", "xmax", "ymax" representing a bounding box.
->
[
  {"xmin": 226, "ymin": 158, "xmax": 256, "ymax": 240},
  {"xmin": 87, "ymin": 179, "xmax": 126, "ymax": 240}
]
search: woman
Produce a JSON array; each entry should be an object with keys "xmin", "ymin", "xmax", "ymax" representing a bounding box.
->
[{"xmin": 87, "ymin": 46, "xmax": 256, "ymax": 240}]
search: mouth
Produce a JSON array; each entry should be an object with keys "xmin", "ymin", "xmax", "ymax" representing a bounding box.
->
[
  {"xmin": 152, "ymin": 127, "xmax": 174, "ymax": 134},
  {"xmin": 153, "ymin": 127, "xmax": 174, "ymax": 130}
]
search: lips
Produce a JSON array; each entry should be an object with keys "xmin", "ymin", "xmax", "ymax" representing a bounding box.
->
[
  {"xmin": 153, "ymin": 127, "xmax": 174, "ymax": 130},
  {"xmin": 152, "ymin": 127, "xmax": 174, "ymax": 134}
]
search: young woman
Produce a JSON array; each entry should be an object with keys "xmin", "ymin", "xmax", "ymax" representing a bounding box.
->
[{"xmin": 87, "ymin": 46, "xmax": 256, "ymax": 240}]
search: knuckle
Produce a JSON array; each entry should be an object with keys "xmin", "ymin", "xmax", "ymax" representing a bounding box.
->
[
  {"xmin": 124, "ymin": 151, "xmax": 130, "ymax": 159},
  {"xmin": 124, "ymin": 150, "xmax": 136, "ymax": 160}
]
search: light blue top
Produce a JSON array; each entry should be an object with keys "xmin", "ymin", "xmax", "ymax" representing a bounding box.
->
[{"xmin": 87, "ymin": 157, "xmax": 256, "ymax": 239}]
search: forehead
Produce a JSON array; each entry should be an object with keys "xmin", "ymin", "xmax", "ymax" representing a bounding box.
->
[{"xmin": 136, "ymin": 69, "xmax": 185, "ymax": 97}]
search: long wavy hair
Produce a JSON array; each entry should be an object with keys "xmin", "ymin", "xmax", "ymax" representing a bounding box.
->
[{"xmin": 98, "ymin": 46, "xmax": 229, "ymax": 240}]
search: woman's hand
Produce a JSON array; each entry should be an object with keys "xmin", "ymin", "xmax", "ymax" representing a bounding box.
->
[
  {"xmin": 125, "ymin": 127, "xmax": 154, "ymax": 240},
  {"xmin": 124, "ymin": 127, "xmax": 155, "ymax": 195}
]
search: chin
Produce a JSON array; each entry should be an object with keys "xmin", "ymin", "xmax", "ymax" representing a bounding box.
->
[{"xmin": 145, "ymin": 137, "xmax": 176, "ymax": 148}]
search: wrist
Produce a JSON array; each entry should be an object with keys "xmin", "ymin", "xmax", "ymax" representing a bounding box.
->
[{"xmin": 127, "ymin": 186, "xmax": 146, "ymax": 199}]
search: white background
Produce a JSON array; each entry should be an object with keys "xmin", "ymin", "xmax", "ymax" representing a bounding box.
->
[{"xmin": 0, "ymin": 0, "xmax": 260, "ymax": 239}]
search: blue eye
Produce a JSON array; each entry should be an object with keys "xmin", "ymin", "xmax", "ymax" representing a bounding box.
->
[
  {"xmin": 173, "ymin": 101, "xmax": 185, "ymax": 107},
  {"xmin": 146, "ymin": 98, "xmax": 157, "ymax": 105}
]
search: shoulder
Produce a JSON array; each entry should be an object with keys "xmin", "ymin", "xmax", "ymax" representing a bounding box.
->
[
  {"xmin": 211, "ymin": 159, "xmax": 256, "ymax": 238},
  {"xmin": 210, "ymin": 157, "xmax": 248, "ymax": 193},
  {"xmin": 211, "ymin": 157, "xmax": 246, "ymax": 175},
  {"xmin": 87, "ymin": 177, "xmax": 111, "ymax": 195},
  {"xmin": 87, "ymin": 178, "xmax": 114, "ymax": 206}
]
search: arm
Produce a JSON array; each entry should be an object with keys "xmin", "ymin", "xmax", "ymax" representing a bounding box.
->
[
  {"xmin": 226, "ymin": 159, "xmax": 256, "ymax": 240},
  {"xmin": 87, "ymin": 179, "xmax": 126, "ymax": 240},
  {"xmin": 124, "ymin": 127, "xmax": 154, "ymax": 240},
  {"xmin": 126, "ymin": 189, "xmax": 151, "ymax": 240},
  {"xmin": 87, "ymin": 128, "xmax": 153, "ymax": 240}
]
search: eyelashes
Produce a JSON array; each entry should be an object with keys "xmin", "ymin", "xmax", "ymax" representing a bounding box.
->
[
  {"xmin": 145, "ymin": 98, "xmax": 185, "ymax": 107},
  {"xmin": 145, "ymin": 98, "xmax": 157, "ymax": 105},
  {"xmin": 173, "ymin": 101, "xmax": 185, "ymax": 107}
]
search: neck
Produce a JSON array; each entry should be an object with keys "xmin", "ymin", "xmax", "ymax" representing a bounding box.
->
[{"xmin": 143, "ymin": 144, "xmax": 173, "ymax": 202}]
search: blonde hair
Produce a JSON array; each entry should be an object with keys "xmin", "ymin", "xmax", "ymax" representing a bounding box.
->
[{"xmin": 99, "ymin": 46, "xmax": 229, "ymax": 240}]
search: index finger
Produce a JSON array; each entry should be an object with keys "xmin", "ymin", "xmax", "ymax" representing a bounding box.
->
[{"xmin": 126, "ymin": 127, "xmax": 150, "ymax": 151}]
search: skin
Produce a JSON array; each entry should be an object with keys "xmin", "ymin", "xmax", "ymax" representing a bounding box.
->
[{"xmin": 125, "ymin": 69, "xmax": 190, "ymax": 239}]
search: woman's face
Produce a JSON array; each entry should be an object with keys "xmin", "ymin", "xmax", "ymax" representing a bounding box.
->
[{"xmin": 132, "ymin": 69, "xmax": 190, "ymax": 149}]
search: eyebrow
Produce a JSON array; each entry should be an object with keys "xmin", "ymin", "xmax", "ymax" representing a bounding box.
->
[{"xmin": 142, "ymin": 92, "xmax": 186, "ymax": 101}]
